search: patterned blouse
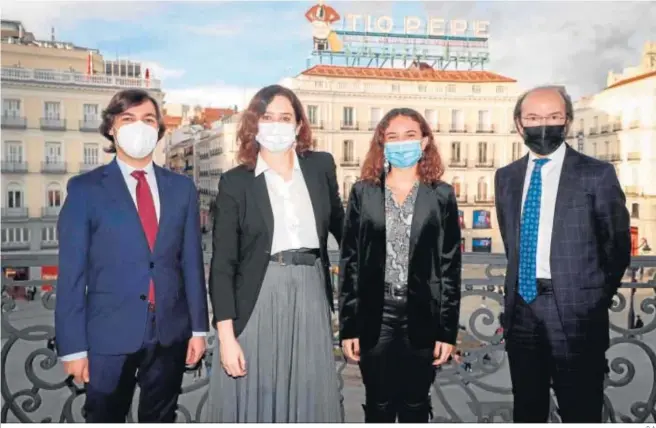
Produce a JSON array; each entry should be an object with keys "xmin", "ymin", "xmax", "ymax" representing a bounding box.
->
[{"xmin": 384, "ymin": 181, "xmax": 419, "ymax": 285}]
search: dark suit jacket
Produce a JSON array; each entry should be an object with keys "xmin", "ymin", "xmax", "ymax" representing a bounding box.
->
[
  {"xmin": 339, "ymin": 177, "xmax": 462, "ymax": 350},
  {"xmin": 209, "ymin": 151, "xmax": 344, "ymax": 337},
  {"xmin": 494, "ymin": 144, "xmax": 631, "ymax": 352},
  {"xmin": 55, "ymin": 159, "xmax": 209, "ymax": 356}
]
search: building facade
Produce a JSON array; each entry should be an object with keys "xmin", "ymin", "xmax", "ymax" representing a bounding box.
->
[
  {"xmin": 1, "ymin": 21, "xmax": 164, "ymax": 272},
  {"xmin": 284, "ymin": 64, "xmax": 521, "ymax": 253},
  {"xmin": 566, "ymin": 42, "xmax": 656, "ymax": 255}
]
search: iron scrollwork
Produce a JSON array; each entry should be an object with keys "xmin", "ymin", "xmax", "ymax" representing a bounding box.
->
[{"xmin": 2, "ymin": 253, "xmax": 655, "ymax": 423}]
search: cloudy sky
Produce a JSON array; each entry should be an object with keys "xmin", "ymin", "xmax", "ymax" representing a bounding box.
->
[{"xmin": 3, "ymin": 1, "xmax": 655, "ymax": 108}]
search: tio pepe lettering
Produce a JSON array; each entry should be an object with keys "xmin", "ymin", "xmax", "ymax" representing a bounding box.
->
[{"xmin": 345, "ymin": 14, "xmax": 489, "ymax": 38}]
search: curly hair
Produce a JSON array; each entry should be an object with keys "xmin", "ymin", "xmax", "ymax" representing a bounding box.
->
[
  {"xmin": 236, "ymin": 84, "xmax": 314, "ymax": 169},
  {"xmin": 360, "ymin": 108, "xmax": 444, "ymax": 184}
]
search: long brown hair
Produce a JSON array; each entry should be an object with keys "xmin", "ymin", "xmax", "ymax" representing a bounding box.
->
[
  {"xmin": 236, "ymin": 84, "xmax": 314, "ymax": 169},
  {"xmin": 360, "ymin": 108, "xmax": 444, "ymax": 184}
]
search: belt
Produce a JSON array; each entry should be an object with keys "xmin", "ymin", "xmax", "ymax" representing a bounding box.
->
[
  {"xmin": 384, "ymin": 282, "xmax": 408, "ymax": 301},
  {"xmin": 270, "ymin": 249, "xmax": 320, "ymax": 266}
]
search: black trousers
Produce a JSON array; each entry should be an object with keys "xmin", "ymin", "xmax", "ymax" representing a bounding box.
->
[
  {"xmin": 507, "ymin": 292, "xmax": 607, "ymax": 423},
  {"xmin": 358, "ymin": 297, "xmax": 435, "ymax": 423}
]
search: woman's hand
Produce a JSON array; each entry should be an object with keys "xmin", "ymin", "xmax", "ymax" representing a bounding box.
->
[
  {"xmin": 341, "ymin": 338, "xmax": 360, "ymax": 362},
  {"xmin": 219, "ymin": 336, "xmax": 247, "ymax": 377},
  {"xmin": 433, "ymin": 341, "xmax": 454, "ymax": 366}
]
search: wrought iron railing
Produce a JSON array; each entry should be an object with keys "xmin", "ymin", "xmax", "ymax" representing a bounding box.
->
[{"xmin": 1, "ymin": 253, "xmax": 655, "ymax": 423}]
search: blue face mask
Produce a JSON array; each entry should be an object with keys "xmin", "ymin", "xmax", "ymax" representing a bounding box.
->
[{"xmin": 384, "ymin": 140, "xmax": 423, "ymax": 169}]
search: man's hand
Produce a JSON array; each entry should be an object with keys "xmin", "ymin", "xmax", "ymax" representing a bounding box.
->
[
  {"xmin": 433, "ymin": 342, "xmax": 454, "ymax": 366},
  {"xmin": 63, "ymin": 357, "xmax": 89, "ymax": 384},
  {"xmin": 341, "ymin": 338, "xmax": 360, "ymax": 362},
  {"xmin": 186, "ymin": 337, "xmax": 206, "ymax": 366}
]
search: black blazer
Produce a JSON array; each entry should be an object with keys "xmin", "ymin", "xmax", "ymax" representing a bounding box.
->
[
  {"xmin": 339, "ymin": 176, "xmax": 462, "ymax": 350},
  {"xmin": 209, "ymin": 151, "xmax": 344, "ymax": 337},
  {"xmin": 495, "ymin": 145, "xmax": 631, "ymax": 352}
]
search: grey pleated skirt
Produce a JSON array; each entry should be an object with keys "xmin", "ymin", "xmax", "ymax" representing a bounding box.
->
[{"xmin": 204, "ymin": 260, "xmax": 344, "ymax": 423}]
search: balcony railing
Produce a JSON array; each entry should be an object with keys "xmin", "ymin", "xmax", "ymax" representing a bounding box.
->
[
  {"xmin": 41, "ymin": 162, "xmax": 67, "ymax": 174},
  {"xmin": 613, "ymin": 122, "xmax": 623, "ymax": 132},
  {"xmin": 1, "ymin": 67, "xmax": 162, "ymax": 90},
  {"xmin": 310, "ymin": 120, "xmax": 325, "ymax": 130},
  {"xmin": 41, "ymin": 206, "xmax": 62, "ymax": 218},
  {"xmin": 601, "ymin": 124, "xmax": 610, "ymax": 134},
  {"xmin": 449, "ymin": 159, "xmax": 468, "ymax": 168},
  {"xmin": 79, "ymin": 162, "xmax": 100, "ymax": 173},
  {"xmin": 627, "ymin": 152, "xmax": 641, "ymax": 162},
  {"xmin": 476, "ymin": 124, "xmax": 495, "ymax": 133},
  {"xmin": 589, "ymin": 127, "xmax": 599, "ymax": 135},
  {"xmin": 340, "ymin": 121, "xmax": 360, "ymax": 131},
  {"xmin": 209, "ymin": 148, "xmax": 223, "ymax": 157},
  {"xmin": 40, "ymin": 118, "xmax": 66, "ymax": 131},
  {"xmin": 1, "ymin": 207, "xmax": 28, "ymax": 219},
  {"xmin": 449, "ymin": 125, "xmax": 468, "ymax": 133},
  {"xmin": 1, "ymin": 253, "xmax": 654, "ymax": 423},
  {"xmin": 1, "ymin": 115, "xmax": 27, "ymax": 129},
  {"xmin": 0, "ymin": 240, "xmax": 30, "ymax": 251},
  {"xmin": 79, "ymin": 119, "xmax": 101, "ymax": 132},
  {"xmin": 475, "ymin": 160, "xmax": 495, "ymax": 168},
  {"xmin": 340, "ymin": 158, "xmax": 360, "ymax": 167},
  {"xmin": 1, "ymin": 161, "xmax": 28, "ymax": 173},
  {"xmin": 598, "ymin": 153, "xmax": 621, "ymax": 163},
  {"xmin": 624, "ymin": 186, "xmax": 642, "ymax": 197},
  {"xmin": 456, "ymin": 193, "xmax": 468, "ymax": 204},
  {"xmin": 629, "ymin": 120, "xmax": 640, "ymax": 129},
  {"xmin": 474, "ymin": 195, "xmax": 495, "ymax": 204}
]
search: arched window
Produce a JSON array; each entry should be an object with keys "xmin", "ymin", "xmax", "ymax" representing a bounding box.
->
[
  {"xmin": 451, "ymin": 177, "xmax": 461, "ymax": 198},
  {"xmin": 477, "ymin": 177, "xmax": 488, "ymax": 200},
  {"xmin": 46, "ymin": 182, "xmax": 62, "ymax": 207},
  {"xmin": 6, "ymin": 182, "xmax": 24, "ymax": 208}
]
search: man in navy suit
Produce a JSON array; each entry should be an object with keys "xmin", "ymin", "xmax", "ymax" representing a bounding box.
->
[
  {"xmin": 55, "ymin": 89, "xmax": 209, "ymax": 422},
  {"xmin": 494, "ymin": 86, "xmax": 631, "ymax": 422}
]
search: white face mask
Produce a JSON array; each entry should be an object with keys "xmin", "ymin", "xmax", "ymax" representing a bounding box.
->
[
  {"xmin": 256, "ymin": 122, "xmax": 297, "ymax": 153},
  {"xmin": 115, "ymin": 121, "xmax": 158, "ymax": 159}
]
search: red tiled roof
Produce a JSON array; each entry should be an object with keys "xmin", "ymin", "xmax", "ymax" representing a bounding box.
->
[
  {"xmin": 300, "ymin": 65, "xmax": 516, "ymax": 83},
  {"xmin": 605, "ymin": 70, "xmax": 656, "ymax": 91},
  {"xmin": 163, "ymin": 115, "xmax": 182, "ymax": 130}
]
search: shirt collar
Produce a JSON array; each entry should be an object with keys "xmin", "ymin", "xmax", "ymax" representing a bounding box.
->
[
  {"xmin": 116, "ymin": 156, "xmax": 155, "ymax": 178},
  {"xmin": 528, "ymin": 141, "xmax": 567, "ymax": 166},
  {"xmin": 254, "ymin": 151, "xmax": 301, "ymax": 177}
]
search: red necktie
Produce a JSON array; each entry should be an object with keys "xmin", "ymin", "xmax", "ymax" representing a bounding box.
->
[{"xmin": 131, "ymin": 170, "xmax": 158, "ymax": 306}]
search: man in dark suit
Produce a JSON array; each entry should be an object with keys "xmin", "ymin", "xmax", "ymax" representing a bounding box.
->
[
  {"xmin": 55, "ymin": 89, "xmax": 209, "ymax": 422},
  {"xmin": 494, "ymin": 86, "xmax": 631, "ymax": 422}
]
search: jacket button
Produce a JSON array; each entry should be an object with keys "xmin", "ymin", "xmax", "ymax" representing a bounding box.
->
[
  {"xmin": 149, "ymin": 262, "xmax": 154, "ymax": 269},
  {"xmin": 139, "ymin": 294, "xmax": 147, "ymax": 301}
]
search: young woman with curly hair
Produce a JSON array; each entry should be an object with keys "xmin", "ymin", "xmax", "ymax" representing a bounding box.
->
[
  {"xmin": 206, "ymin": 84, "xmax": 344, "ymax": 423},
  {"xmin": 339, "ymin": 108, "xmax": 462, "ymax": 423}
]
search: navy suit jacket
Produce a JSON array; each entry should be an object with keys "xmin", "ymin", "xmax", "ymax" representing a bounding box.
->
[
  {"xmin": 494, "ymin": 145, "xmax": 631, "ymax": 352},
  {"xmin": 55, "ymin": 158, "xmax": 209, "ymax": 356}
]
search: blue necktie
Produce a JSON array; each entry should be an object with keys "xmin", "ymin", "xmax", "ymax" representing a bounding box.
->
[{"xmin": 518, "ymin": 158, "xmax": 550, "ymax": 303}]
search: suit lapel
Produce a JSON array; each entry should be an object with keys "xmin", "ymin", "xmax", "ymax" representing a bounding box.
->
[
  {"xmin": 298, "ymin": 154, "xmax": 325, "ymax": 240},
  {"xmin": 153, "ymin": 164, "xmax": 171, "ymax": 254},
  {"xmin": 100, "ymin": 159, "xmax": 150, "ymax": 253},
  {"xmin": 551, "ymin": 146, "xmax": 580, "ymax": 258},
  {"xmin": 509, "ymin": 155, "xmax": 529, "ymax": 257},
  {"xmin": 409, "ymin": 183, "xmax": 432, "ymax": 262},
  {"xmin": 253, "ymin": 173, "xmax": 274, "ymax": 245}
]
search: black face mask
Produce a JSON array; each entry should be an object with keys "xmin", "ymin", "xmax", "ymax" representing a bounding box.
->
[{"xmin": 522, "ymin": 125, "xmax": 566, "ymax": 156}]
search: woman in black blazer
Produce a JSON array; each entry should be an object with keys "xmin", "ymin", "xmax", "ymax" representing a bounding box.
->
[
  {"xmin": 206, "ymin": 85, "xmax": 344, "ymax": 422},
  {"xmin": 339, "ymin": 108, "xmax": 462, "ymax": 423}
]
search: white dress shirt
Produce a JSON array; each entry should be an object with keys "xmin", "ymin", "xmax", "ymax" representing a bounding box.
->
[
  {"xmin": 255, "ymin": 153, "xmax": 320, "ymax": 254},
  {"xmin": 520, "ymin": 143, "xmax": 567, "ymax": 279},
  {"xmin": 61, "ymin": 158, "xmax": 205, "ymax": 362}
]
